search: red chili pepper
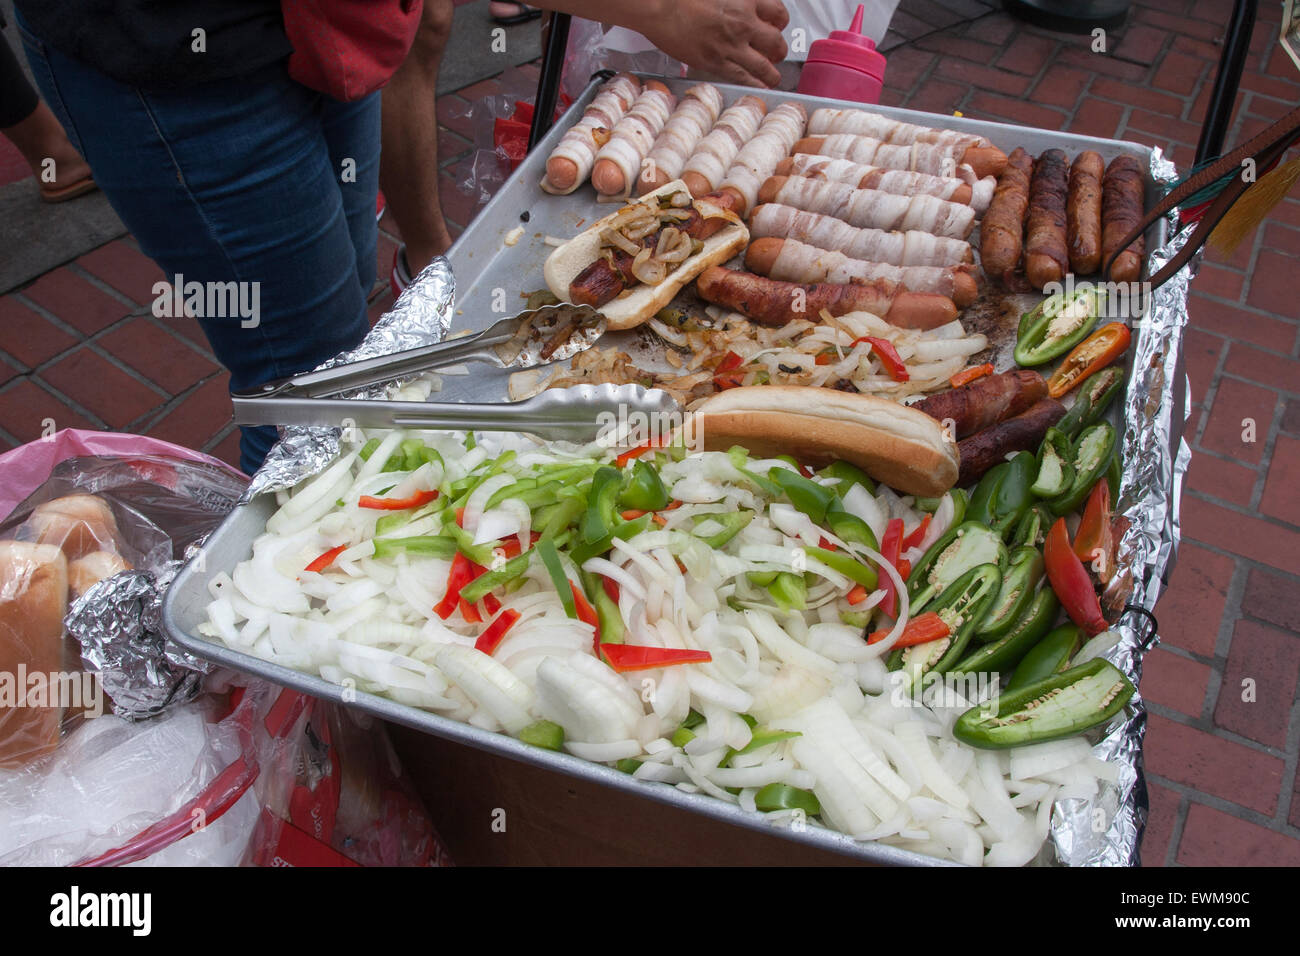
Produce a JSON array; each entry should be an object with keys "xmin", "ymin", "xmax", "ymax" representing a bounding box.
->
[
  {"xmin": 846, "ymin": 583, "xmax": 869, "ymax": 605},
  {"xmin": 303, "ymin": 544, "xmax": 346, "ymax": 574},
  {"xmin": 570, "ymin": 580, "xmax": 601, "ymax": 656},
  {"xmin": 867, "ymin": 611, "xmax": 951, "ymax": 647},
  {"xmin": 474, "ymin": 609, "xmax": 521, "ymax": 655},
  {"xmin": 1073, "ymin": 479, "xmax": 1116, "ymax": 585},
  {"xmin": 601, "ymin": 645, "xmax": 713, "ymax": 673},
  {"xmin": 879, "ymin": 518, "xmax": 904, "ymax": 617},
  {"xmin": 433, "ymin": 553, "xmax": 476, "ymax": 620},
  {"xmin": 950, "ymin": 363, "xmax": 994, "ymax": 388},
  {"xmin": 358, "ymin": 489, "xmax": 439, "ymax": 510},
  {"xmin": 852, "ymin": 336, "xmax": 909, "ymax": 382},
  {"xmin": 716, "ymin": 350, "xmax": 745, "ymax": 372},
  {"xmin": 900, "ymin": 515, "xmax": 932, "ymax": 552},
  {"xmin": 615, "ymin": 437, "xmax": 665, "ymax": 468},
  {"xmin": 601, "ymin": 576, "xmax": 621, "ymax": 604},
  {"xmin": 1044, "ymin": 517, "xmax": 1109, "ymax": 635},
  {"xmin": 1048, "ymin": 323, "xmax": 1131, "ymax": 399}
]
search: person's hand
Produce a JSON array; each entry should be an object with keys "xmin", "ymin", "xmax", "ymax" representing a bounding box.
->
[{"xmin": 634, "ymin": 0, "xmax": 789, "ymax": 88}]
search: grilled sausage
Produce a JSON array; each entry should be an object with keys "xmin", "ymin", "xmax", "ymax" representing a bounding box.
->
[
  {"xmin": 912, "ymin": 369, "xmax": 1049, "ymax": 440},
  {"xmin": 1102, "ymin": 155, "xmax": 1146, "ymax": 284},
  {"xmin": 1067, "ymin": 150, "xmax": 1105, "ymax": 275},
  {"xmin": 1024, "ymin": 149, "xmax": 1070, "ymax": 290},
  {"xmin": 956, "ymin": 399, "xmax": 1066, "ymax": 485},
  {"xmin": 979, "ymin": 147, "xmax": 1033, "ymax": 283}
]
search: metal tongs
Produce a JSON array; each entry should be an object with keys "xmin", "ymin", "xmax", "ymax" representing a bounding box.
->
[{"xmin": 230, "ymin": 303, "xmax": 680, "ymax": 442}]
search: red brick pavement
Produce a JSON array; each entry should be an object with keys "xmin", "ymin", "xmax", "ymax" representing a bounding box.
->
[{"xmin": 2, "ymin": 3, "xmax": 1299, "ymax": 865}]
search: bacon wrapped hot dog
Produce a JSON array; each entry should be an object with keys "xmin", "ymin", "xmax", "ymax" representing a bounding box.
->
[
  {"xmin": 758, "ymin": 175, "xmax": 976, "ymax": 239},
  {"xmin": 1067, "ymin": 150, "xmax": 1105, "ymax": 275},
  {"xmin": 749, "ymin": 204, "xmax": 973, "ymax": 268},
  {"xmin": 542, "ymin": 73, "xmax": 641, "ymax": 195},
  {"xmin": 776, "ymin": 153, "xmax": 995, "ymax": 212},
  {"xmin": 637, "ymin": 84, "xmax": 724, "ymax": 195},
  {"xmin": 681, "ymin": 95, "xmax": 767, "ymax": 197},
  {"xmin": 718, "ymin": 102, "xmax": 807, "ymax": 216},
  {"xmin": 793, "ymin": 133, "xmax": 1008, "ymax": 180},
  {"xmin": 590, "ymin": 81, "xmax": 676, "ymax": 197}
]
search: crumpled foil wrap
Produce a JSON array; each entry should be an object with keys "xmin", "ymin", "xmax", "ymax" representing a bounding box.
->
[
  {"xmin": 217, "ymin": 147, "xmax": 1194, "ymax": 867},
  {"xmin": 242, "ymin": 257, "xmax": 456, "ymax": 501},
  {"xmin": 1048, "ymin": 146, "xmax": 1192, "ymax": 866},
  {"xmin": 66, "ymin": 562, "xmax": 208, "ymax": 719}
]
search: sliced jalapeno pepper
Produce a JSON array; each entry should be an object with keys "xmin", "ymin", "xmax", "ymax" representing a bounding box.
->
[
  {"xmin": 1056, "ymin": 366, "xmax": 1126, "ymax": 439},
  {"xmin": 891, "ymin": 563, "xmax": 1002, "ymax": 684},
  {"xmin": 1012, "ymin": 504, "xmax": 1054, "ymax": 550},
  {"xmin": 908, "ymin": 521, "xmax": 1008, "ymax": 612},
  {"xmin": 1006, "ymin": 622, "xmax": 1082, "ymax": 692},
  {"xmin": 1106, "ymin": 448, "xmax": 1122, "ymax": 509},
  {"xmin": 989, "ymin": 451, "xmax": 1036, "ymax": 538},
  {"xmin": 772, "ymin": 468, "xmax": 837, "ymax": 525},
  {"xmin": 975, "ymin": 546, "xmax": 1045, "ymax": 641},
  {"xmin": 953, "ymin": 657, "xmax": 1136, "ymax": 749},
  {"xmin": 619, "ymin": 459, "xmax": 670, "ymax": 513},
  {"xmin": 966, "ymin": 463, "xmax": 1008, "ymax": 527},
  {"xmin": 1048, "ymin": 423, "xmax": 1117, "ymax": 516},
  {"xmin": 1031, "ymin": 428, "xmax": 1076, "ymax": 499},
  {"xmin": 950, "ymin": 585, "xmax": 1060, "ymax": 677},
  {"xmin": 825, "ymin": 499, "xmax": 879, "ymax": 551},
  {"xmin": 1014, "ymin": 287, "xmax": 1103, "ymax": 367}
]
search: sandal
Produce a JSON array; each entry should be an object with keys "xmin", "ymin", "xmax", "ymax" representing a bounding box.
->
[{"xmin": 489, "ymin": 2, "xmax": 542, "ymax": 25}]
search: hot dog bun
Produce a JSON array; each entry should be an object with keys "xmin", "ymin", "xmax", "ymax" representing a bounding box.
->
[
  {"xmin": 22, "ymin": 494, "xmax": 120, "ymax": 560},
  {"xmin": 543, "ymin": 180, "xmax": 748, "ymax": 331},
  {"xmin": 687, "ymin": 386, "xmax": 960, "ymax": 497}
]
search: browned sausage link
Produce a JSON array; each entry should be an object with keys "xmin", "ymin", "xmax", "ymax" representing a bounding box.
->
[
  {"xmin": 1024, "ymin": 149, "xmax": 1070, "ymax": 290},
  {"xmin": 1102, "ymin": 155, "xmax": 1146, "ymax": 284},
  {"xmin": 912, "ymin": 369, "xmax": 1048, "ymax": 440},
  {"xmin": 956, "ymin": 398, "xmax": 1066, "ymax": 486},
  {"xmin": 979, "ymin": 147, "xmax": 1033, "ymax": 282},
  {"xmin": 1067, "ymin": 150, "xmax": 1104, "ymax": 275},
  {"xmin": 696, "ymin": 266, "xmax": 897, "ymax": 326}
]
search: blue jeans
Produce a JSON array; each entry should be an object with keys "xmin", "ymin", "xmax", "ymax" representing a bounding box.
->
[{"xmin": 16, "ymin": 12, "xmax": 379, "ymax": 475}]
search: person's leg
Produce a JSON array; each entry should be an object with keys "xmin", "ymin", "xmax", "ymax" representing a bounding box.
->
[
  {"xmin": 323, "ymin": 93, "xmax": 382, "ymax": 305},
  {"xmin": 380, "ymin": 0, "xmax": 456, "ymax": 278},
  {"xmin": 0, "ymin": 32, "xmax": 91, "ymax": 192},
  {"xmin": 16, "ymin": 15, "xmax": 373, "ymax": 474}
]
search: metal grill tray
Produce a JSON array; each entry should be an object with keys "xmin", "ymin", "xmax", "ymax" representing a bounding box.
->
[{"xmin": 163, "ymin": 76, "xmax": 1179, "ymax": 866}]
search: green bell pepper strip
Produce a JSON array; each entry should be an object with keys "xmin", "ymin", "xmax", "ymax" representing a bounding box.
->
[
  {"xmin": 670, "ymin": 726, "xmax": 696, "ymax": 748},
  {"xmin": 419, "ymin": 445, "xmax": 445, "ymax": 474},
  {"xmin": 616, "ymin": 758, "xmax": 643, "ymax": 774},
  {"xmin": 839, "ymin": 610, "xmax": 873, "ymax": 629},
  {"xmin": 975, "ymin": 546, "xmax": 1045, "ymax": 641},
  {"xmin": 1011, "ymin": 504, "xmax": 1054, "ymax": 550},
  {"xmin": 1031, "ymin": 428, "xmax": 1076, "ymax": 499},
  {"xmin": 582, "ymin": 466, "xmax": 625, "ymax": 544},
  {"xmin": 358, "ymin": 437, "xmax": 382, "ymax": 461},
  {"xmin": 619, "ymin": 459, "xmax": 670, "ymax": 513},
  {"xmin": 825, "ymin": 499, "xmax": 879, "ymax": 551},
  {"xmin": 458, "ymin": 550, "xmax": 533, "ymax": 605},
  {"xmin": 537, "ymin": 538, "xmax": 577, "ymax": 619},
  {"xmin": 772, "ymin": 468, "xmax": 837, "ymax": 525},
  {"xmin": 817, "ymin": 460, "xmax": 875, "ymax": 497},
  {"xmin": 1006, "ymin": 622, "xmax": 1082, "ymax": 692},
  {"xmin": 952, "ymin": 657, "xmax": 1135, "ymax": 749},
  {"xmin": 400, "ymin": 439, "xmax": 426, "ymax": 472},
  {"xmin": 747, "ymin": 569, "xmax": 779, "ymax": 587},
  {"xmin": 444, "ymin": 524, "xmax": 498, "ymax": 567},
  {"xmin": 371, "ymin": 535, "xmax": 459, "ymax": 561},
  {"xmin": 1047, "ymin": 423, "xmax": 1116, "ymax": 516},
  {"xmin": 804, "ymin": 546, "xmax": 878, "ymax": 591},
  {"xmin": 768, "ymin": 572, "xmax": 807, "ymax": 611},
  {"xmin": 485, "ymin": 478, "xmax": 537, "ymax": 508},
  {"xmin": 1014, "ymin": 287, "xmax": 1103, "ymax": 367},
  {"xmin": 517, "ymin": 720, "xmax": 565, "ymax": 751},
  {"xmin": 569, "ymin": 513, "xmax": 653, "ymax": 567},
  {"xmin": 727, "ymin": 447, "xmax": 785, "ymax": 497},
  {"xmin": 682, "ymin": 709, "xmax": 706, "ymax": 730},
  {"xmin": 718, "ymin": 728, "xmax": 803, "ymax": 767},
  {"xmin": 950, "ymin": 586, "xmax": 1060, "ymax": 677},
  {"xmin": 891, "ymin": 562, "xmax": 1002, "ymax": 680},
  {"xmin": 754, "ymin": 783, "xmax": 821, "ymax": 815},
  {"xmin": 537, "ymin": 494, "xmax": 586, "ymax": 541},
  {"xmin": 581, "ymin": 570, "xmax": 625, "ymax": 646},
  {"xmin": 907, "ymin": 521, "xmax": 1008, "ymax": 612},
  {"xmin": 693, "ymin": 510, "xmax": 754, "ymax": 548},
  {"xmin": 914, "ymin": 495, "xmax": 942, "ymax": 513}
]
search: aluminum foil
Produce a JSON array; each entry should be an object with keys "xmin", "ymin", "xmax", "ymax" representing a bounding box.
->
[
  {"xmin": 66, "ymin": 563, "xmax": 207, "ymax": 719},
  {"xmin": 1050, "ymin": 146, "xmax": 1194, "ymax": 866},
  {"xmin": 242, "ymin": 256, "xmax": 457, "ymax": 500}
]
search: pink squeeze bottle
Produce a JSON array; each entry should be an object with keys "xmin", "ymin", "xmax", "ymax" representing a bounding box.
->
[{"xmin": 795, "ymin": 4, "xmax": 888, "ymax": 105}]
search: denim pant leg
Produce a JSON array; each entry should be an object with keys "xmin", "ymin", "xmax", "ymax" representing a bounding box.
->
[{"xmin": 17, "ymin": 17, "xmax": 379, "ymax": 475}]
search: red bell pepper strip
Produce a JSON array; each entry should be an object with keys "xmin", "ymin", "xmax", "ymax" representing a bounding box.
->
[
  {"xmin": 495, "ymin": 532, "xmax": 541, "ymax": 560},
  {"xmin": 846, "ymin": 583, "xmax": 869, "ymax": 605},
  {"xmin": 1044, "ymin": 517, "xmax": 1109, "ymax": 635},
  {"xmin": 601, "ymin": 575, "xmax": 621, "ymax": 604},
  {"xmin": 815, "ymin": 350, "xmax": 836, "ymax": 366},
  {"xmin": 570, "ymin": 580, "xmax": 601, "ymax": 655},
  {"xmin": 879, "ymin": 518, "xmax": 904, "ymax": 617},
  {"xmin": 897, "ymin": 558, "xmax": 911, "ymax": 581},
  {"xmin": 1073, "ymin": 478, "xmax": 1116, "ymax": 585},
  {"xmin": 601, "ymin": 645, "xmax": 713, "ymax": 673},
  {"xmin": 900, "ymin": 515, "xmax": 932, "ymax": 552},
  {"xmin": 458, "ymin": 597, "xmax": 483, "ymax": 624},
  {"xmin": 474, "ymin": 609, "xmax": 522, "ymax": 655},
  {"xmin": 433, "ymin": 552, "xmax": 476, "ymax": 620},
  {"xmin": 950, "ymin": 363, "xmax": 994, "ymax": 388},
  {"xmin": 716, "ymin": 350, "xmax": 745, "ymax": 372},
  {"xmin": 712, "ymin": 371, "xmax": 745, "ymax": 391},
  {"xmin": 482, "ymin": 592, "xmax": 502, "ymax": 616},
  {"xmin": 867, "ymin": 611, "xmax": 951, "ymax": 647},
  {"xmin": 358, "ymin": 489, "xmax": 439, "ymax": 510},
  {"xmin": 455, "ymin": 507, "xmax": 466, "ymax": 527},
  {"xmin": 303, "ymin": 544, "xmax": 346, "ymax": 574},
  {"xmin": 852, "ymin": 337, "xmax": 909, "ymax": 382},
  {"xmin": 819, "ymin": 536, "xmax": 837, "ymax": 551},
  {"xmin": 615, "ymin": 437, "xmax": 665, "ymax": 468}
]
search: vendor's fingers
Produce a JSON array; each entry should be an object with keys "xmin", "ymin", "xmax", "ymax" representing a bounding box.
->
[
  {"xmin": 746, "ymin": 18, "xmax": 789, "ymax": 67},
  {"xmin": 756, "ymin": 0, "xmax": 791, "ymax": 30},
  {"xmin": 726, "ymin": 46, "xmax": 783, "ymax": 88}
]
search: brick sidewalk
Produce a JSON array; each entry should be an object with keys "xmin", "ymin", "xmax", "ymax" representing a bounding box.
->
[{"xmin": 2, "ymin": 1, "xmax": 1298, "ymax": 865}]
